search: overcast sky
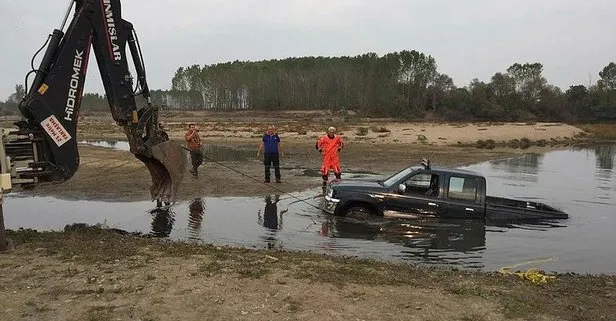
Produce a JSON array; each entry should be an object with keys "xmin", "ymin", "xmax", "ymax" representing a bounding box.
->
[{"xmin": 1, "ymin": 0, "xmax": 614, "ymax": 100}]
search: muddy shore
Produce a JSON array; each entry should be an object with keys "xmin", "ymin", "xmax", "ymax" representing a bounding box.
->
[
  {"xmin": 1, "ymin": 227, "xmax": 615, "ymax": 321},
  {"xmin": 20, "ymin": 141, "xmax": 578, "ymax": 203},
  {"xmin": 2, "ymin": 110, "xmax": 588, "ymax": 202}
]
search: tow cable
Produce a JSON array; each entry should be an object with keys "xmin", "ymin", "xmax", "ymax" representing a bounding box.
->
[{"xmin": 182, "ymin": 147, "xmax": 324, "ymax": 212}]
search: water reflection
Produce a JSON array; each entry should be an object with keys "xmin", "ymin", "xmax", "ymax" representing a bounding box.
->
[
  {"xmin": 81, "ymin": 140, "xmax": 256, "ymax": 162},
  {"xmin": 488, "ymin": 153, "xmax": 543, "ymax": 183},
  {"xmin": 149, "ymin": 204, "xmax": 176, "ymax": 237},
  {"xmin": 257, "ymin": 194, "xmax": 283, "ymax": 249},
  {"xmin": 594, "ymin": 144, "xmax": 615, "ymax": 170},
  {"xmin": 322, "ymin": 216, "xmax": 486, "ymax": 253},
  {"xmin": 187, "ymin": 198, "xmax": 206, "ymax": 240},
  {"xmin": 80, "ymin": 140, "xmax": 131, "ymax": 151}
]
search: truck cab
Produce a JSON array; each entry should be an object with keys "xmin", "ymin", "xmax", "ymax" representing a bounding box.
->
[{"xmin": 322, "ymin": 160, "xmax": 568, "ymax": 220}]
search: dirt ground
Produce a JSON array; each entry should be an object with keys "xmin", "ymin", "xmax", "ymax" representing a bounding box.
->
[
  {"xmin": 1, "ymin": 227, "xmax": 615, "ymax": 321},
  {"xmin": 2, "ymin": 111, "xmax": 613, "ymax": 321},
  {"xmin": 2, "ymin": 110, "xmax": 588, "ymax": 202}
]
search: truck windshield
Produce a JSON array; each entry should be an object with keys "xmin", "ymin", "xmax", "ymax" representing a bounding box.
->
[{"xmin": 381, "ymin": 167, "xmax": 415, "ymax": 187}]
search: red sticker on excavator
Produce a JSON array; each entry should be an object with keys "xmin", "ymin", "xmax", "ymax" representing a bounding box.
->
[{"xmin": 41, "ymin": 115, "xmax": 72, "ymax": 146}]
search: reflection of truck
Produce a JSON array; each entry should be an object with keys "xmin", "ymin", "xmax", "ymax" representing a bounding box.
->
[
  {"xmin": 321, "ymin": 216, "xmax": 487, "ymax": 254},
  {"xmin": 322, "ymin": 160, "xmax": 569, "ymax": 220}
]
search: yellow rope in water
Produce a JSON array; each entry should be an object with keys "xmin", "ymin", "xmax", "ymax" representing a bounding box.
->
[{"xmin": 498, "ymin": 256, "xmax": 559, "ymax": 285}]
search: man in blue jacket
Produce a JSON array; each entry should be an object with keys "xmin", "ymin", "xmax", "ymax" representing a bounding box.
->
[{"xmin": 257, "ymin": 125, "xmax": 284, "ymax": 183}]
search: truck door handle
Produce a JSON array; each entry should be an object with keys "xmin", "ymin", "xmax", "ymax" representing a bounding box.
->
[
  {"xmin": 427, "ymin": 202, "xmax": 438, "ymax": 207},
  {"xmin": 465, "ymin": 208, "xmax": 474, "ymax": 212}
]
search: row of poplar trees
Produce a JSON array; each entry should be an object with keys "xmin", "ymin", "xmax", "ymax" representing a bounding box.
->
[
  {"xmin": 2, "ymin": 50, "xmax": 615, "ymax": 122},
  {"xmin": 164, "ymin": 50, "xmax": 616, "ymax": 122}
]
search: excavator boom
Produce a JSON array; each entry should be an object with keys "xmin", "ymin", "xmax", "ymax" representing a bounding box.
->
[{"xmin": 6, "ymin": 0, "xmax": 187, "ymax": 203}]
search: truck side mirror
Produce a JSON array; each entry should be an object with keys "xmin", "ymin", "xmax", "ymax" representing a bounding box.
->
[{"xmin": 398, "ymin": 184, "xmax": 406, "ymax": 194}]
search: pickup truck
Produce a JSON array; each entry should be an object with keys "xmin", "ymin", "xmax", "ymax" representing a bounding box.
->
[{"xmin": 322, "ymin": 160, "xmax": 569, "ymax": 220}]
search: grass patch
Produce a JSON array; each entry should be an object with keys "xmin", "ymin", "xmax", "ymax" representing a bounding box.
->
[
  {"xmin": 199, "ymin": 261, "xmax": 224, "ymax": 275},
  {"xmin": 460, "ymin": 315, "xmax": 487, "ymax": 321},
  {"xmin": 282, "ymin": 296, "xmax": 302, "ymax": 313},
  {"xmin": 476, "ymin": 139, "xmax": 496, "ymax": 149},
  {"xmin": 536, "ymin": 139, "xmax": 548, "ymax": 146},
  {"xmin": 236, "ymin": 265, "xmax": 271, "ymax": 279},
  {"xmin": 370, "ymin": 126, "xmax": 390, "ymax": 133},
  {"xmin": 85, "ymin": 305, "xmax": 116, "ymax": 321},
  {"xmin": 6, "ymin": 227, "xmax": 616, "ymax": 321},
  {"xmin": 417, "ymin": 134, "xmax": 428, "ymax": 144},
  {"xmin": 520, "ymin": 137, "xmax": 531, "ymax": 149},
  {"xmin": 445, "ymin": 283, "xmax": 485, "ymax": 297},
  {"xmin": 577, "ymin": 123, "xmax": 616, "ymax": 140},
  {"xmin": 355, "ymin": 127, "xmax": 369, "ymax": 136}
]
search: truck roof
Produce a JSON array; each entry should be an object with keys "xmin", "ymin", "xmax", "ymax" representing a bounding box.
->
[{"xmin": 410, "ymin": 165, "xmax": 484, "ymax": 177}]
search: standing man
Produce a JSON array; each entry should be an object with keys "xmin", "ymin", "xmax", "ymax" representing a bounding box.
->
[
  {"xmin": 316, "ymin": 126, "xmax": 344, "ymax": 188},
  {"xmin": 257, "ymin": 125, "xmax": 283, "ymax": 183},
  {"xmin": 185, "ymin": 123, "xmax": 203, "ymax": 177}
]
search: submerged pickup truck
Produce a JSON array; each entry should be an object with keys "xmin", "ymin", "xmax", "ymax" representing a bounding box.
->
[{"xmin": 322, "ymin": 160, "xmax": 569, "ymax": 220}]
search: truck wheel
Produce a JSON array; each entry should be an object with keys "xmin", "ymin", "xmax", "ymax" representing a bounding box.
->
[{"xmin": 343, "ymin": 204, "xmax": 377, "ymax": 219}]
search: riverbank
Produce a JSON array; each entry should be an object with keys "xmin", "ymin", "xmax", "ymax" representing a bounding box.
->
[
  {"xmin": 70, "ymin": 110, "xmax": 588, "ymax": 144},
  {"xmin": 1, "ymin": 226, "xmax": 614, "ymax": 321},
  {"xmin": 2, "ymin": 110, "xmax": 591, "ymax": 202},
  {"xmin": 16, "ymin": 141, "xmax": 577, "ymax": 202}
]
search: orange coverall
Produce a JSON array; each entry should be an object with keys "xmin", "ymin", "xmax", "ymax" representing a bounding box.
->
[{"xmin": 316, "ymin": 134, "xmax": 344, "ymax": 178}]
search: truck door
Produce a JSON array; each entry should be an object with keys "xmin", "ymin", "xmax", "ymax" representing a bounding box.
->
[
  {"xmin": 441, "ymin": 175, "xmax": 483, "ymax": 219},
  {"xmin": 383, "ymin": 172, "xmax": 444, "ymax": 217}
]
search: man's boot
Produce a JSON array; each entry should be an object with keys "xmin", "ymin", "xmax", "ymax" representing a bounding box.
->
[
  {"xmin": 334, "ymin": 173, "xmax": 341, "ymax": 180},
  {"xmin": 264, "ymin": 166, "xmax": 271, "ymax": 183},
  {"xmin": 191, "ymin": 166, "xmax": 198, "ymax": 178}
]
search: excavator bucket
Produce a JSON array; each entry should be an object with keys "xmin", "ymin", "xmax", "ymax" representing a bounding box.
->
[{"xmin": 141, "ymin": 140, "xmax": 188, "ymax": 203}]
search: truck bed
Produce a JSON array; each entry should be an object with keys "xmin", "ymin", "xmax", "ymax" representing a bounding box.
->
[{"xmin": 484, "ymin": 196, "xmax": 568, "ymax": 220}]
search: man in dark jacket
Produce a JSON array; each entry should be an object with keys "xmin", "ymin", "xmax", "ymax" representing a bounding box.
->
[{"xmin": 257, "ymin": 125, "xmax": 284, "ymax": 183}]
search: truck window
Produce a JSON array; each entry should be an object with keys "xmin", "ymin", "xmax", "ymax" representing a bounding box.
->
[
  {"xmin": 404, "ymin": 173, "xmax": 439, "ymax": 197},
  {"xmin": 448, "ymin": 176, "xmax": 477, "ymax": 202}
]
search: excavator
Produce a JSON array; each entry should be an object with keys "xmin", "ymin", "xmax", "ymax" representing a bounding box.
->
[{"xmin": 0, "ymin": 0, "xmax": 188, "ymax": 205}]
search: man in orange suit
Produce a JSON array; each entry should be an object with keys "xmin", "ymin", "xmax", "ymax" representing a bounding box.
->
[{"xmin": 316, "ymin": 126, "xmax": 344, "ymax": 188}]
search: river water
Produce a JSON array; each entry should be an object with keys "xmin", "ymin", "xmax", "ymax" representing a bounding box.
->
[{"xmin": 4, "ymin": 142, "xmax": 615, "ymax": 274}]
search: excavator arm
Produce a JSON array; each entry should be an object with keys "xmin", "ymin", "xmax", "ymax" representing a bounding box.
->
[{"xmin": 4, "ymin": 0, "xmax": 187, "ymax": 203}]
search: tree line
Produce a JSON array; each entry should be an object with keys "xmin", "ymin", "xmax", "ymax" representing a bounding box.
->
[{"xmin": 1, "ymin": 50, "xmax": 615, "ymax": 122}]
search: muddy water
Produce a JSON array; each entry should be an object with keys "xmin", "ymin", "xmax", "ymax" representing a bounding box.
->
[
  {"xmin": 79, "ymin": 140, "xmax": 256, "ymax": 161},
  {"xmin": 5, "ymin": 143, "xmax": 616, "ymax": 274}
]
